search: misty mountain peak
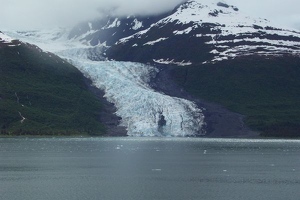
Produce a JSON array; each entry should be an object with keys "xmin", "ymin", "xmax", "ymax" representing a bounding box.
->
[
  {"xmin": 9, "ymin": 0, "xmax": 300, "ymax": 66},
  {"xmin": 0, "ymin": 31, "xmax": 20, "ymax": 47},
  {"xmin": 183, "ymin": 0, "xmax": 238, "ymax": 12},
  {"xmin": 0, "ymin": 32, "xmax": 13, "ymax": 43},
  {"xmin": 106, "ymin": 0, "xmax": 300, "ymax": 65},
  {"xmin": 166, "ymin": 0, "xmax": 250, "ymax": 26}
]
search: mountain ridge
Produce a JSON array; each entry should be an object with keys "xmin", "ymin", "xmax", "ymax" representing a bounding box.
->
[
  {"xmin": 105, "ymin": 0, "xmax": 300, "ymax": 65},
  {"xmin": 3, "ymin": 0, "xmax": 300, "ymax": 137}
]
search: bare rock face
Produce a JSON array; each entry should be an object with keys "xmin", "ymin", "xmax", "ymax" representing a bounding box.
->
[{"xmin": 217, "ymin": 2, "xmax": 230, "ymax": 8}]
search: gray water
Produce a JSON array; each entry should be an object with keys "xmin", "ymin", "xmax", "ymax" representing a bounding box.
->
[{"xmin": 0, "ymin": 137, "xmax": 299, "ymax": 200}]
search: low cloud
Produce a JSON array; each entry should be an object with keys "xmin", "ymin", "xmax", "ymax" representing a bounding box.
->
[
  {"xmin": 228, "ymin": 0, "xmax": 300, "ymax": 30},
  {"xmin": 1, "ymin": 0, "xmax": 299, "ymax": 31},
  {"xmin": 0, "ymin": 0, "xmax": 184, "ymax": 30}
]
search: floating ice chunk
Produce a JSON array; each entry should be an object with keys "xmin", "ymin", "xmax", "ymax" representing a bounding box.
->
[{"xmin": 152, "ymin": 169, "xmax": 162, "ymax": 171}]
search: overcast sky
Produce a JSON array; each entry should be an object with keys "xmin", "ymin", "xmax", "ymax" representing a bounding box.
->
[
  {"xmin": 0, "ymin": 0, "xmax": 299, "ymax": 30},
  {"xmin": 228, "ymin": 0, "xmax": 300, "ymax": 30}
]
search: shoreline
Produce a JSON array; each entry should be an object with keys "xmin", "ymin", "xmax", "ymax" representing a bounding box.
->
[{"xmin": 1, "ymin": 135, "xmax": 300, "ymax": 140}]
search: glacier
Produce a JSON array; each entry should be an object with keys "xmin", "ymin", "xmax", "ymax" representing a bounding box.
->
[
  {"xmin": 72, "ymin": 60, "xmax": 205, "ymax": 136},
  {"xmin": 4, "ymin": 29, "xmax": 206, "ymax": 137}
]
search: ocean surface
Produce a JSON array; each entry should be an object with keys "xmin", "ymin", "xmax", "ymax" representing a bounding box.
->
[{"xmin": 0, "ymin": 137, "xmax": 299, "ymax": 200}]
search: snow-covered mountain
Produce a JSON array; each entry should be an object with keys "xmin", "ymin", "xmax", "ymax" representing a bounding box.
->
[
  {"xmin": 9, "ymin": 0, "xmax": 300, "ymax": 65},
  {"xmin": 67, "ymin": 13, "xmax": 170, "ymax": 47},
  {"xmin": 0, "ymin": 32, "xmax": 21, "ymax": 47},
  {"xmin": 64, "ymin": 0, "xmax": 300, "ymax": 65},
  {"xmin": 105, "ymin": 0, "xmax": 300, "ymax": 64},
  {"xmin": 3, "ymin": 0, "xmax": 300, "ymax": 137}
]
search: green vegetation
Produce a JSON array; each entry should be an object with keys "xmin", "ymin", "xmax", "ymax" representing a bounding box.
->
[
  {"xmin": 0, "ymin": 43, "xmax": 105, "ymax": 136},
  {"xmin": 172, "ymin": 56, "xmax": 300, "ymax": 137}
]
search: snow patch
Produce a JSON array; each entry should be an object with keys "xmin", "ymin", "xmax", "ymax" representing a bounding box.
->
[
  {"xmin": 173, "ymin": 27, "xmax": 193, "ymax": 35},
  {"xmin": 106, "ymin": 18, "xmax": 121, "ymax": 29},
  {"xmin": 144, "ymin": 38, "xmax": 168, "ymax": 46},
  {"xmin": 0, "ymin": 32, "xmax": 14, "ymax": 43},
  {"xmin": 132, "ymin": 19, "xmax": 143, "ymax": 30},
  {"xmin": 153, "ymin": 59, "xmax": 192, "ymax": 66},
  {"xmin": 88, "ymin": 22, "xmax": 93, "ymax": 30}
]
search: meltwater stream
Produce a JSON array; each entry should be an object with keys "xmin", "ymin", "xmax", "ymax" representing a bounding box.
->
[{"xmin": 5, "ymin": 29, "xmax": 206, "ymax": 136}]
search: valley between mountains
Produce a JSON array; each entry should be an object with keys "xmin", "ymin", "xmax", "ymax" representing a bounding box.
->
[{"xmin": 1, "ymin": 0, "xmax": 300, "ymax": 137}]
